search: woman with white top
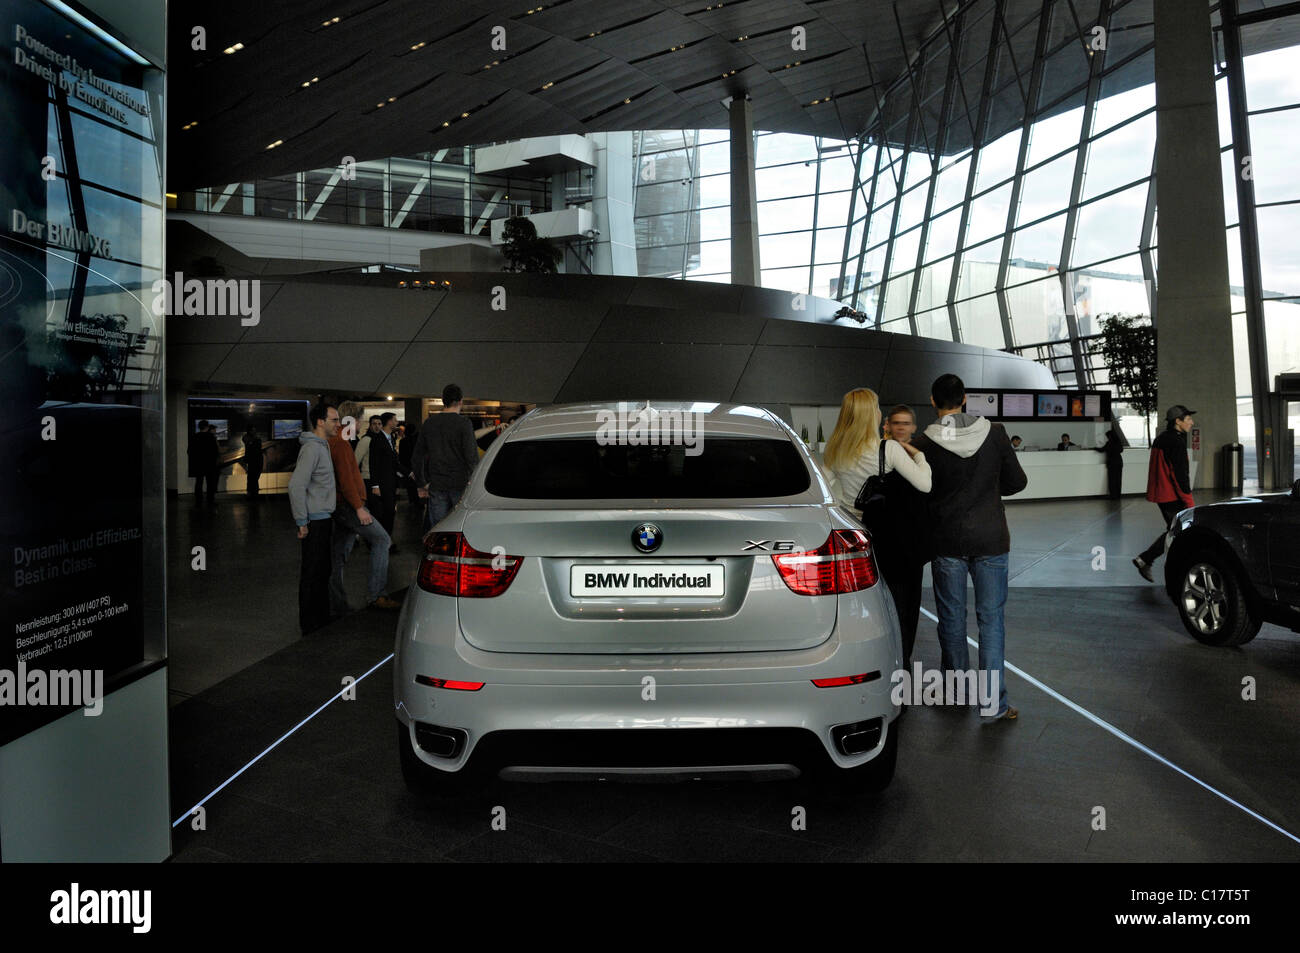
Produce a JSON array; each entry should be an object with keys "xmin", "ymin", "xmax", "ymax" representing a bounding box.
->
[{"xmin": 823, "ymin": 389, "xmax": 931, "ymax": 663}]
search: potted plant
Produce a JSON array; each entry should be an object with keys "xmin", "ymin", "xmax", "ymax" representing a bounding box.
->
[
  {"xmin": 816, "ymin": 421, "xmax": 826, "ymax": 452},
  {"xmin": 800, "ymin": 424, "xmax": 810, "ymax": 446}
]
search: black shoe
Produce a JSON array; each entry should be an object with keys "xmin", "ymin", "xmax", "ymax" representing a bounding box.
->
[{"xmin": 1133, "ymin": 557, "xmax": 1154, "ymax": 582}]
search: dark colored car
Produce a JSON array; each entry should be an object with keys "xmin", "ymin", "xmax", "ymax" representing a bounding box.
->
[{"xmin": 1163, "ymin": 480, "xmax": 1300, "ymax": 646}]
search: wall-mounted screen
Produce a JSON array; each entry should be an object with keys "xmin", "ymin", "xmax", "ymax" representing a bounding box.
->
[
  {"xmin": 965, "ymin": 392, "xmax": 999, "ymax": 417},
  {"xmin": 1084, "ymin": 395, "xmax": 1102, "ymax": 417},
  {"xmin": 1070, "ymin": 397, "xmax": 1085, "ymax": 417},
  {"xmin": 1002, "ymin": 393, "xmax": 1035, "ymax": 417},
  {"xmin": 273, "ymin": 419, "xmax": 302, "ymax": 439},
  {"xmin": 1037, "ymin": 394, "xmax": 1067, "ymax": 417}
]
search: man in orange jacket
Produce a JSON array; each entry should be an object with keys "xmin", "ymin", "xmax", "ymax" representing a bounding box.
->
[{"xmin": 1133, "ymin": 405, "xmax": 1196, "ymax": 581}]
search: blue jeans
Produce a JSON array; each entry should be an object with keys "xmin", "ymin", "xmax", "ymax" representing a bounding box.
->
[
  {"xmin": 931, "ymin": 553, "xmax": 1010, "ymax": 716},
  {"xmin": 423, "ymin": 487, "xmax": 463, "ymax": 533},
  {"xmin": 329, "ymin": 507, "xmax": 391, "ymax": 613}
]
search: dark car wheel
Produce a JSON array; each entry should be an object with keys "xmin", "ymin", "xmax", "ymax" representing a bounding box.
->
[
  {"xmin": 398, "ymin": 723, "xmax": 484, "ymax": 797},
  {"xmin": 1174, "ymin": 552, "xmax": 1261, "ymax": 647},
  {"xmin": 820, "ymin": 721, "xmax": 899, "ymax": 795}
]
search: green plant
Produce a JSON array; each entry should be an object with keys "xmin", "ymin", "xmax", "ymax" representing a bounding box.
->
[
  {"xmin": 816, "ymin": 421, "xmax": 825, "ymax": 444},
  {"xmin": 1093, "ymin": 314, "xmax": 1157, "ymax": 442},
  {"xmin": 800, "ymin": 424, "xmax": 810, "ymax": 444},
  {"xmin": 500, "ymin": 216, "xmax": 562, "ymax": 274}
]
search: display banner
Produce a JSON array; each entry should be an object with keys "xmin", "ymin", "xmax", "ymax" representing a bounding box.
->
[{"xmin": 0, "ymin": 0, "xmax": 165, "ymax": 745}]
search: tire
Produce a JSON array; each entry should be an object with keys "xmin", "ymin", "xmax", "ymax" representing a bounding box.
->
[
  {"xmin": 820, "ymin": 721, "xmax": 899, "ymax": 796},
  {"xmin": 1173, "ymin": 550, "xmax": 1261, "ymax": 647},
  {"xmin": 397, "ymin": 722, "xmax": 484, "ymax": 797}
]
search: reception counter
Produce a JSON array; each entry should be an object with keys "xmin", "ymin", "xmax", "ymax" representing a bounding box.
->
[{"xmin": 1011, "ymin": 447, "xmax": 1151, "ymax": 500}]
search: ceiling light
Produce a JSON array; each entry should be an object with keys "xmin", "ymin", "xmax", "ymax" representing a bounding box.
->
[
  {"xmin": 182, "ymin": 121, "xmax": 198, "ymax": 130},
  {"xmin": 411, "ymin": 41, "xmax": 426, "ymax": 50},
  {"xmin": 540, "ymin": 81, "xmax": 554, "ymax": 89},
  {"xmin": 388, "ymin": 96, "xmax": 396, "ymax": 101},
  {"xmin": 222, "ymin": 42, "xmax": 244, "ymax": 54},
  {"xmin": 461, "ymin": 111, "xmax": 469, "ymax": 117},
  {"xmin": 442, "ymin": 121, "xmax": 450, "ymax": 126},
  {"xmin": 322, "ymin": 16, "xmax": 340, "ymax": 26},
  {"xmin": 623, "ymin": 98, "xmax": 630, "ymax": 103},
  {"xmin": 266, "ymin": 140, "xmax": 283, "ymax": 149}
]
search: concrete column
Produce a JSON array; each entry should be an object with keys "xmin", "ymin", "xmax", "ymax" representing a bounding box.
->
[
  {"xmin": 729, "ymin": 96, "xmax": 761, "ymax": 286},
  {"xmin": 589, "ymin": 132, "xmax": 638, "ymax": 275},
  {"xmin": 1153, "ymin": 0, "xmax": 1237, "ymax": 488}
]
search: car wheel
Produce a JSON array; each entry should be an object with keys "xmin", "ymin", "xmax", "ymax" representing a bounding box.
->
[
  {"xmin": 397, "ymin": 723, "xmax": 483, "ymax": 797},
  {"xmin": 1175, "ymin": 552, "xmax": 1261, "ymax": 647},
  {"xmin": 820, "ymin": 721, "xmax": 899, "ymax": 795}
]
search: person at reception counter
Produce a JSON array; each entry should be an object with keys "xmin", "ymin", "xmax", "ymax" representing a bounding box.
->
[
  {"xmin": 1133, "ymin": 405, "xmax": 1196, "ymax": 582},
  {"xmin": 1056, "ymin": 433, "xmax": 1076, "ymax": 450},
  {"xmin": 1010, "ymin": 435, "xmax": 1023, "ymax": 450},
  {"xmin": 1094, "ymin": 426, "xmax": 1124, "ymax": 500},
  {"xmin": 289, "ymin": 403, "xmax": 339, "ymax": 635},
  {"xmin": 188, "ymin": 420, "xmax": 221, "ymax": 505},
  {"xmin": 242, "ymin": 426, "xmax": 264, "ymax": 500}
]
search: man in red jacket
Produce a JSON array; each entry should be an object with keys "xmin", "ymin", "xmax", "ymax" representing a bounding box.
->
[
  {"xmin": 328, "ymin": 416, "xmax": 400, "ymax": 614},
  {"xmin": 1133, "ymin": 405, "xmax": 1196, "ymax": 581}
]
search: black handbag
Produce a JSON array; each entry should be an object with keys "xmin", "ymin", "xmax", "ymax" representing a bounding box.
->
[{"xmin": 853, "ymin": 440, "xmax": 889, "ymax": 523}]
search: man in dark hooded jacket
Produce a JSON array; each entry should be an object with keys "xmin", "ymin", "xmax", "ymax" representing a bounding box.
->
[{"xmin": 911, "ymin": 374, "xmax": 1028, "ymax": 722}]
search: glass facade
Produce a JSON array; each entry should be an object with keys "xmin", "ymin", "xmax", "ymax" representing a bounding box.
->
[{"xmin": 631, "ymin": 0, "xmax": 1300, "ymax": 473}]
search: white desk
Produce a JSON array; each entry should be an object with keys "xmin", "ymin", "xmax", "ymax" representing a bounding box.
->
[{"xmin": 1010, "ymin": 448, "xmax": 1150, "ymax": 500}]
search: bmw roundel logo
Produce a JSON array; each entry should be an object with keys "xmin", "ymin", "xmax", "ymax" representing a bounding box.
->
[{"xmin": 632, "ymin": 522, "xmax": 662, "ymax": 553}]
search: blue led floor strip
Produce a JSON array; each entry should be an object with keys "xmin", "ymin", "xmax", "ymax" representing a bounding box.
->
[
  {"xmin": 918, "ymin": 606, "xmax": 1300, "ymax": 847},
  {"xmin": 172, "ymin": 653, "xmax": 395, "ymax": 828}
]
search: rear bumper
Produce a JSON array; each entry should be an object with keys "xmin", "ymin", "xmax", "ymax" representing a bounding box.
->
[{"xmin": 393, "ymin": 585, "xmax": 902, "ymax": 776}]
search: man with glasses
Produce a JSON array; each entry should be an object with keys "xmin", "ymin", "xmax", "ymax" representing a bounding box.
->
[{"xmin": 289, "ymin": 402, "xmax": 339, "ymax": 635}]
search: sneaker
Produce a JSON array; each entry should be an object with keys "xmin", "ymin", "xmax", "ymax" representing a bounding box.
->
[
  {"xmin": 369, "ymin": 595, "xmax": 401, "ymax": 611},
  {"xmin": 997, "ymin": 706, "xmax": 1018, "ymax": 721},
  {"xmin": 1133, "ymin": 557, "xmax": 1154, "ymax": 582}
]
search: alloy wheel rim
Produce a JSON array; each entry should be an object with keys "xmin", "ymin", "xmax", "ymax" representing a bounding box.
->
[{"xmin": 1182, "ymin": 563, "xmax": 1227, "ymax": 635}]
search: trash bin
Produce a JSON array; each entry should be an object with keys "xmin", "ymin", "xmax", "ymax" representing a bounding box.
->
[{"xmin": 1220, "ymin": 443, "xmax": 1243, "ymax": 493}]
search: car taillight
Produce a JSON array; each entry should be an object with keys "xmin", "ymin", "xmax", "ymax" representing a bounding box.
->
[
  {"xmin": 772, "ymin": 529, "xmax": 879, "ymax": 595},
  {"xmin": 417, "ymin": 532, "xmax": 522, "ymax": 597}
]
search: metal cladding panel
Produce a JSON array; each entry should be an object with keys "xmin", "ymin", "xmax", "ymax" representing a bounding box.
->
[
  {"xmin": 554, "ymin": 342, "xmax": 756, "ymax": 403},
  {"xmin": 732, "ymin": 346, "xmax": 891, "ymax": 404},
  {"xmin": 380, "ymin": 342, "xmax": 589, "ymax": 403}
]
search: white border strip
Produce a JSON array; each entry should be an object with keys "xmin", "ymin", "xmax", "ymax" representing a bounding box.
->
[
  {"xmin": 171, "ymin": 653, "xmax": 394, "ymax": 828},
  {"xmin": 919, "ymin": 606, "xmax": 1300, "ymax": 846}
]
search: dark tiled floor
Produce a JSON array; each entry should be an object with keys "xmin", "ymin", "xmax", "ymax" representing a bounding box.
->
[{"xmin": 166, "ymin": 494, "xmax": 1300, "ymax": 862}]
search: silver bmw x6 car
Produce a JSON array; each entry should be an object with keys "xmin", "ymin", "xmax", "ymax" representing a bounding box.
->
[{"xmin": 394, "ymin": 401, "xmax": 903, "ymax": 794}]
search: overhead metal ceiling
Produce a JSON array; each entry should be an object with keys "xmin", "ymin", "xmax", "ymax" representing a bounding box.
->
[
  {"xmin": 164, "ymin": 0, "xmax": 1300, "ymax": 191},
  {"xmin": 167, "ymin": 0, "xmax": 973, "ymax": 188}
]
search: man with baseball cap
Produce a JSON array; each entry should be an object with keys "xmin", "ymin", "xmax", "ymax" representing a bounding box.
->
[{"xmin": 1133, "ymin": 405, "xmax": 1196, "ymax": 581}]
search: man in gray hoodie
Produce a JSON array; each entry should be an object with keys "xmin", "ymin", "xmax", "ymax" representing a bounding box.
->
[
  {"xmin": 910, "ymin": 374, "xmax": 1028, "ymax": 721},
  {"xmin": 289, "ymin": 402, "xmax": 339, "ymax": 634}
]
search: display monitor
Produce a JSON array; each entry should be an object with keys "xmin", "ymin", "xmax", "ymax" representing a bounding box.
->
[
  {"xmin": 1002, "ymin": 393, "xmax": 1035, "ymax": 417},
  {"xmin": 273, "ymin": 419, "xmax": 303, "ymax": 439},
  {"xmin": 1084, "ymin": 394, "xmax": 1102, "ymax": 418},
  {"xmin": 1070, "ymin": 396, "xmax": 1085, "ymax": 417},
  {"xmin": 965, "ymin": 392, "xmax": 999, "ymax": 417},
  {"xmin": 1037, "ymin": 394, "xmax": 1067, "ymax": 417}
]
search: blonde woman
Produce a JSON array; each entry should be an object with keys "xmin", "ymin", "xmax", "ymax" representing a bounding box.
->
[{"xmin": 823, "ymin": 389, "xmax": 931, "ymax": 662}]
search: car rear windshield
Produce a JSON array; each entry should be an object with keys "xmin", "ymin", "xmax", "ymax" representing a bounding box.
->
[{"xmin": 485, "ymin": 437, "xmax": 812, "ymax": 499}]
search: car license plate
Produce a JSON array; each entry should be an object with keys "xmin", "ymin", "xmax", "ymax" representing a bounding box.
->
[{"xmin": 570, "ymin": 564, "xmax": 724, "ymax": 597}]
